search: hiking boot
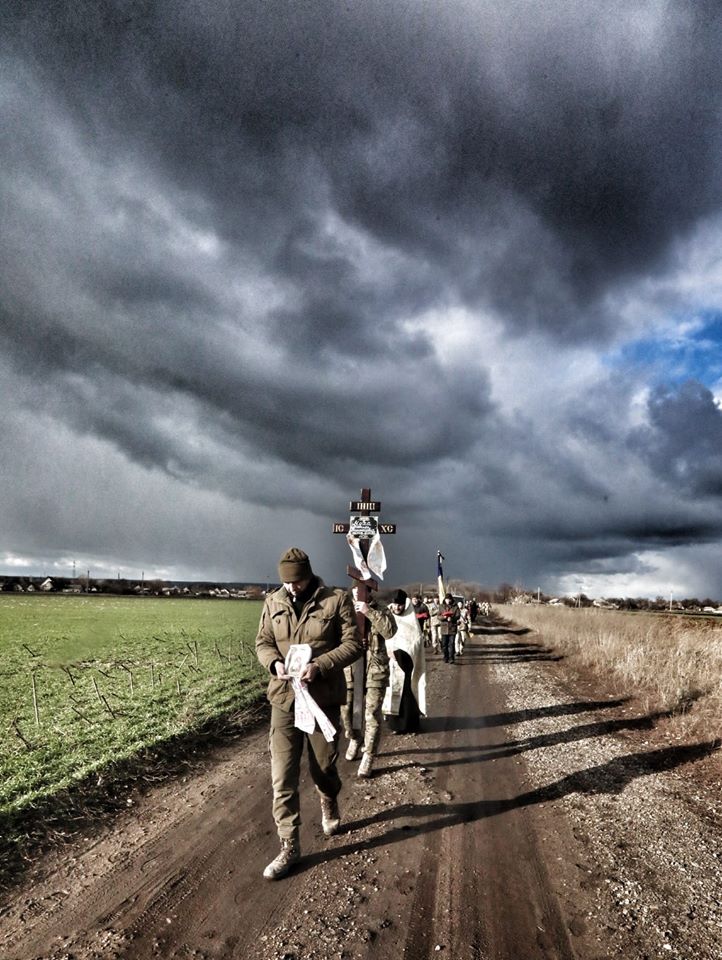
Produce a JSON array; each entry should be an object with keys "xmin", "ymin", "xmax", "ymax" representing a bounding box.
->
[
  {"xmin": 357, "ymin": 753, "xmax": 373, "ymax": 778},
  {"xmin": 319, "ymin": 793, "xmax": 341, "ymax": 836},
  {"xmin": 262, "ymin": 838, "xmax": 300, "ymax": 880},
  {"xmin": 345, "ymin": 739, "xmax": 361, "ymax": 761}
]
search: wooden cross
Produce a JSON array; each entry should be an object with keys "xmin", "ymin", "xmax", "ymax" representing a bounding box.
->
[
  {"xmin": 333, "ymin": 487, "xmax": 396, "ymax": 732},
  {"xmin": 332, "ymin": 487, "xmax": 396, "ymax": 636}
]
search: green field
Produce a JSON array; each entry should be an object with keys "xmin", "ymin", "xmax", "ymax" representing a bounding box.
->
[{"xmin": 0, "ymin": 595, "xmax": 266, "ymax": 818}]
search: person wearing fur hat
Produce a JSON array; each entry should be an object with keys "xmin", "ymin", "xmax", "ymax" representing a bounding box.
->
[
  {"xmin": 383, "ymin": 589, "xmax": 427, "ymax": 734},
  {"xmin": 255, "ymin": 547, "xmax": 363, "ymax": 880}
]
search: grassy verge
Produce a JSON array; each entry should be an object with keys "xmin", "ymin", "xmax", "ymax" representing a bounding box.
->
[
  {"xmin": 499, "ymin": 603, "xmax": 722, "ymax": 736},
  {"xmin": 1, "ymin": 595, "xmax": 267, "ymax": 819}
]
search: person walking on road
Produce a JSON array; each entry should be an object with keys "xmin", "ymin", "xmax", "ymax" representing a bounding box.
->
[
  {"xmin": 428, "ymin": 597, "xmax": 442, "ymax": 654},
  {"xmin": 468, "ymin": 597, "xmax": 479, "ymax": 624},
  {"xmin": 456, "ymin": 601, "xmax": 471, "ymax": 656},
  {"xmin": 383, "ymin": 589, "xmax": 427, "ymax": 733},
  {"xmin": 341, "ymin": 586, "xmax": 396, "ymax": 778},
  {"xmin": 439, "ymin": 593, "xmax": 460, "ymax": 663},
  {"xmin": 255, "ymin": 548, "xmax": 363, "ymax": 880}
]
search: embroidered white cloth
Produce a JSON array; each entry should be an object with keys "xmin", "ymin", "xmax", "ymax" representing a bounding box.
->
[
  {"xmin": 365, "ymin": 531, "xmax": 387, "ymax": 580},
  {"xmin": 346, "ymin": 530, "xmax": 387, "ymax": 581},
  {"xmin": 285, "ymin": 643, "xmax": 312, "ymax": 678},
  {"xmin": 284, "ymin": 644, "xmax": 337, "ymax": 742},
  {"xmin": 346, "ymin": 533, "xmax": 371, "ymax": 579}
]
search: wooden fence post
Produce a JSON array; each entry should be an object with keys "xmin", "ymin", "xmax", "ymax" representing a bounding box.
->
[{"xmin": 31, "ymin": 672, "xmax": 40, "ymax": 727}]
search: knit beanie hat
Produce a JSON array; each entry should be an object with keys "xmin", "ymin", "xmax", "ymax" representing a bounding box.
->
[
  {"xmin": 392, "ymin": 589, "xmax": 407, "ymax": 605},
  {"xmin": 278, "ymin": 547, "xmax": 313, "ymax": 583}
]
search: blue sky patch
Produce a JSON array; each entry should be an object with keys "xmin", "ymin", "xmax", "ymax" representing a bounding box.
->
[{"xmin": 609, "ymin": 313, "xmax": 722, "ymax": 387}]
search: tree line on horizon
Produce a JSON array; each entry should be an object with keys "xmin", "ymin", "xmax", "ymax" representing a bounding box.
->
[{"xmin": 2, "ymin": 575, "xmax": 720, "ymax": 612}]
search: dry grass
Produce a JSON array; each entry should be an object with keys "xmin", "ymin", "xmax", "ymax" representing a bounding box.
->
[{"xmin": 498, "ymin": 604, "xmax": 722, "ymax": 738}]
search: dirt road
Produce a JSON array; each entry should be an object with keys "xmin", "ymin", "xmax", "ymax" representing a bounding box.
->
[{"xmin": 1, "ymin": 624, "xmax": 721, "ymax": 960}]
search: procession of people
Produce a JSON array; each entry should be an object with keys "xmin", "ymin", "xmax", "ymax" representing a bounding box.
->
[{"xmin": 255, "ymin": 543, "xmax": 489, "ymax": 880}]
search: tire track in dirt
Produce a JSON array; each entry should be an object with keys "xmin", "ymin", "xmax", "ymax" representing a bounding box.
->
[
  {"xmin": 400, "ymin": 673, "xmax": 469, "ymax": 960},
  {"xmin": 397, "ymin": 646, "xmax": 578, "ymax": 960},
  {"xmin": 109, "ymin": 778, "xmax": 308, "ymax": 958},
  {"xmin": 2, "ymin": 738, "xmax": 278, "ymax": 959}
]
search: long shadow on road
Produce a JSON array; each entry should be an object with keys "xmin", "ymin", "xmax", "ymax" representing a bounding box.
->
[
  {"xmin": 470, "ymin": 643, "xmax": 556, "ymax": 655},
  {"xmin": 295, "ymin": 739, "xmax": 720, "ymax": 874},
  {"xmin": 424, "ymin": 697, "xmax": 631, "ymax": 733},
  {"xmin": 295, "ymin": 625, "xmax": 719, "ymax": 874},
  {"xmin": 440, "ymin": 642, "xmax": 563, "ymax": 664},
  {"xmin": 420, "ymin": 698, "xmax": 630, "ymax": 732},
  {"xmin": 372, "ymin": 710, "xmax": 673, "ymax": 775}
]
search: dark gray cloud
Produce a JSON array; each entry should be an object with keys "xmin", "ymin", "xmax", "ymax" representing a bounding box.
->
[
  {"xmin": 6, "ymin": 1, "xmax": 721, "ymax": 336},
  {"xmin": 2, "ymin": 1, "xmax": 722, "ymax": 596},
  {"xmin": 637, "ymin": 381, "xmax": 722, "ymax": 496}
]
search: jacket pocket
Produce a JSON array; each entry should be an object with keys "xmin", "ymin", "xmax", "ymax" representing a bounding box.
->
[
  {"xmin": 367, "ymin": 663, "xmax": 389, "ymax": 686},
  {"xmin": 271, "ymin": 609, "xmax": 292, "ymax": 644},
  {"xmin": 304, "ymin": 612, "xmax": 335, "ymax": 643}
]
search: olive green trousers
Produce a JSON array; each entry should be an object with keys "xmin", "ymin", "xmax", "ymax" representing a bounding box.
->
[
  {"xmin": 341, "ymin": 684, "xmax": 386, "ymax": 756},
  {"xmin": 269, "ymin": 703, "xmax": 341, "ymax": 841}
]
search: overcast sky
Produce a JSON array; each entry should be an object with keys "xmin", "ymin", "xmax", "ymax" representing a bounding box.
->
[{"xmin": 2, "ymin": 0, "xmax": 722, "ymax": 599}]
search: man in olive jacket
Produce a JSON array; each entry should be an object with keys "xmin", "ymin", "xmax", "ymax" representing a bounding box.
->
[{"xmin": 255, "ymin": 547, "xmax": 363, "ymax": 880}]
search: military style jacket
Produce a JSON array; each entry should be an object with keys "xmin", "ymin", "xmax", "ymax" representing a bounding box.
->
[
  {"xmin": 439, "ymin": 600, "xmax": 461, "ymax": 635},
  {"xmin": 344, "ymin": 599, "xmax": 396, "ymax": 690},
  {"xmin": 255, "ymin": 578, "xmax": 363, "ymax": 711}
]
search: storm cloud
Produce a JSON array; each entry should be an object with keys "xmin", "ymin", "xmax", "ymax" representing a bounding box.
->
[{"xmin": 2, "ymin": 0, "xmax": 722, "ymax": 597}]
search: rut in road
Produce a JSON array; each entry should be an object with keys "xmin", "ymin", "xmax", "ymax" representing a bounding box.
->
[{"xmin": 373, "ymin": 640, "xmax": 578, "ymax": 960}]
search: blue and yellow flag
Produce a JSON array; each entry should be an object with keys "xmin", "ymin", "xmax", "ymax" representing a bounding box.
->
[{"xmin": 437, "ymin": 551, "xmax": 446, "ymax": 603}]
